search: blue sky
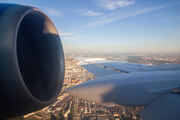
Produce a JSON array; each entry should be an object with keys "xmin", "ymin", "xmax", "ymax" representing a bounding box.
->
[{"xmin": 1, "ymin": 0, "xmax": 180, "ymax": 54}]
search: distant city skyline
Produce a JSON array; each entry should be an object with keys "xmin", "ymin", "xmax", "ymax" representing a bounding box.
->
[{"xmin": 1, "ymin": 0, "xmax": 180, "ymax": 54}]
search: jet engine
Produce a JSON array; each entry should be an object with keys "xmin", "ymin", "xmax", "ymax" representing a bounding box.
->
[{"xmin": 0, "ymin": 4, "xmax": 64, "ymax": 119}]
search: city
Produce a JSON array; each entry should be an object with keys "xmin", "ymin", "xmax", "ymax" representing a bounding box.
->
[{"xmin": 10, "ymin": 53, "xmax": 180, "ymax": 120}]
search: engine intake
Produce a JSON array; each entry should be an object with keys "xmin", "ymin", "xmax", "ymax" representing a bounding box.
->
[{"xmin": 0, "ymin": 4, "xmax": 64, "ymax": 119}]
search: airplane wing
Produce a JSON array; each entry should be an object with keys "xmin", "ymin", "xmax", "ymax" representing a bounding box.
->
[
  {"xmin": 75, "ymin": 57, "xmax": 180, "ymax": 75},
  {"xmin": 78, "ymin": 61, "xmax": 121, "ymax": 77},
  {"xmin": 67, "ymin": 57, "xmax": 180, "ymax": 120}
]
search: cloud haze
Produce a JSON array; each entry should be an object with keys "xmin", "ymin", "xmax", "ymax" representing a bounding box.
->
[
  {"xmin": 86, "ymin": 3, "xmax": 173, "ymax": 27},
  {"xmin": 84, "ymin": 10, "xmax": 105, "ymax": 16},
  {"xmin": 43, "ymin": 7, "xmax": 62, "ymax": 16},
  {"xmin": 96, "ymin": 0, "xmax": 135, "ymax": 10}
]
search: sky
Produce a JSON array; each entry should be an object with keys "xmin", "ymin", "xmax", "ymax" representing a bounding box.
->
[{"xmin": 1, "ymin": 0, "xmax": 180, "ymax": 54}]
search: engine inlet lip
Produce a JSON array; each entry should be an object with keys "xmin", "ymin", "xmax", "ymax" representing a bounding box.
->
[
  {"xmin": 0, "ymin": 4, "xmax": 64, "ymax": 106},
  {"xmin": 0, "ymin": 4, "xmax": 64, "ymax": 118}
]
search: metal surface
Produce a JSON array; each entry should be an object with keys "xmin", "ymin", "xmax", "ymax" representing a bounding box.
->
[
  {"xmin": 0, "ymin": 4, "xmax": 16, "ymax": 17},
  {"xmin": 75, "ymin": 57, "xmax": 147, "ymax": 72},
  {"xmin": 139, "ymin": 93, "xmax": 180, "ymax": 120},
  {"xmin": 0, "ymin": 4, "xmax": 64, "ymax": 119},
  {"xmin": 67, "ymin": 71, "xmax": 180, "ymax": 106},
  {"xmin": 75, "ymin": 57, "xmax": 180, "ymax": 73},
  {"xmin": 79, "ymin": 61, "xmax": 120, "ymax": 77}
]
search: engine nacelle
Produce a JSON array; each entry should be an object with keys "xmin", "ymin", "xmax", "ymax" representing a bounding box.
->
[{"xmin": 0, "ymin": 4, "xmax": 64, "ymax": 119}]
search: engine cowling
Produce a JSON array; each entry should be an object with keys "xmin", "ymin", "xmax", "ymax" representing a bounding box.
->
[{"xmin": 0, "ymin": 4, "xmax": 64, "ymax": 119}]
